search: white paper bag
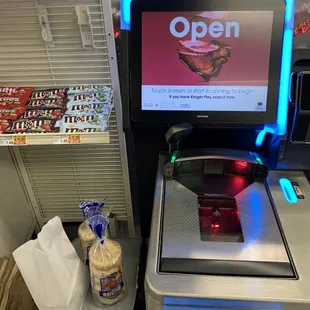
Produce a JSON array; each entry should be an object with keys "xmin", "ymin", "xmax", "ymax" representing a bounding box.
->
[{"xmin": 13, "ymin": 216, "xmax": 89, "ymax": 310}]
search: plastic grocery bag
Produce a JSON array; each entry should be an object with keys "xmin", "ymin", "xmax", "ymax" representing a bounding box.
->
[{"xmin": 13, "ymin": 216, "xmax": 89, "ymax": 310}]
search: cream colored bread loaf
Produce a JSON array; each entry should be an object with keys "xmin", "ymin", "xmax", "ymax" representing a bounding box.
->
[
  {"xmin": 78, "ymin": 221, "xmax": 96, "ymax": 265},
  {"xmin": 91, "ymin": 265, "xmax": 121, "ymax": 279},
  {"xmin": 89, "ymin": 239, "xmax": 122, "ymax": 269},
  {"xmin": 89, "ymin": 239, "xmax": 126, "ymax": 306}
]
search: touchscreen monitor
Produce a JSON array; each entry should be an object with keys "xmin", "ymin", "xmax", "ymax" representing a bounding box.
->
[
  {"xmin": 142, "ymin": 11, "xmax": 273, "ymax": 113},
  {"xmin": 130, "ymin": 0, "xmax": 285, "ymax": 124}
]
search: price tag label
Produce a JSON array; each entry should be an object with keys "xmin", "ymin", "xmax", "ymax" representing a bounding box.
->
[
  {"xmin": 0, "ymin": 136, "xmax": 14, "ymax": 146},
  {"xmin": 13, "ymin": 136, "xmax": 27, "ymax": 145},
  {"xmin": 68, "ymin": 134, "xmax": 81, "ymax": 144},
  {"xmin": 0, "ymin": 136, "xmax": 27, "ymax": 146},
  {"xmin": 53, "ymin": 135, "xmax": 68, "ymax": 145}
]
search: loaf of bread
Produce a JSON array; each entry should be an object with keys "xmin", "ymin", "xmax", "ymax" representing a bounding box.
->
[
  {"xmin": 89, "ymin": 239, "xmax": 126, "ymax": 306},
  {"xmin": 78, "ymin": 221, "xmax": 96, "ymax": 266}
]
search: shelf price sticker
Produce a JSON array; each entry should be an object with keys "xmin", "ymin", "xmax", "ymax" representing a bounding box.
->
[
  {"xmin": 53, "ymin": 134, "xmax": 82, "ymax": 144},
  {"xmin": 0, "ymin": 136, "xmax": 14, "ymax": 146},
  {"xmin": 0, "ymin": 136, "xmax": 27, "ymax": 146},
  {"xmin": 68, "ymin": 134, "xmax": 81, "ymax": 144},
  {"xmin": 53, "ymin": 135, "xmax": 68, "ymax": 145},
  {"xmin": 13, "ymin": 136, "xmax": 27, "ymax": 145}
]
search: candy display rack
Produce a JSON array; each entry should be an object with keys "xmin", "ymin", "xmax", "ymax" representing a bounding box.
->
[{"xmin": 0, "ymin": 0, "xmax": 135, "ymax": 236}]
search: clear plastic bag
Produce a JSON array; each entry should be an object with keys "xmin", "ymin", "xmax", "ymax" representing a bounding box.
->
[
  {"xmin": 88, "ymin": 215, "xmax": 126, "ymax": 307},
  {"xmin": 78, "ymin": 200, "xmax": 104, "ymax": 266}
]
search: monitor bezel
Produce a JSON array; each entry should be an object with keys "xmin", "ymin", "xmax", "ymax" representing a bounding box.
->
[{"xmin": 130, "ymin": 0, "xmax": 285, "ymax": 124}]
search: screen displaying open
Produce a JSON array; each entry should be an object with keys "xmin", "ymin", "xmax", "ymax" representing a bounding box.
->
[{"xmin": 141, "ymin": 11, "xmax": 274, "ymax": 112}]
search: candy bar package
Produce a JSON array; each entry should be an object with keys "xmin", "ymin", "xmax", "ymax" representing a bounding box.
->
[
  {"xmin": 66, "ymin": 103, "xmax": 111, "ymax": 116},
  {"xmin": 64, "ymin": 127, "xmax": 107, "ymax": 133},
  {"xmin": 0, "ymin": 107, "xmax": 26, "ymax": 121},
  {"xmin": 68, "ymin": 85, "xmax": 112, "ymax": 95},
  {"xmin": 67, "ymin": 92, "xmax": 112, "ymax": 105},
  {"xmin": 59, "ymin": 115, "xmax": 108, "ymax": 128},
  {"xmin": 5, "ymin": 119, "xmax": 57, "ymax": 134},
  {"xmin": 22, "ymin": 109, "xmax": 64, "ymax": 120},
  {"xmin": 30, "ymin": 88, "xmax": 67, "ymax": 100},
  {"xmin": 88, "ymin": 215, "xmax": 126, "ymax": 307},
  {"xmin": 26, "ymin": 98, "xmax": 68, "ymax": 110},
  {"xmin": 0, "ymin": 120, "xmax": 11, "ymax": 133},
  {"xmin": 0, "ymin": 86, "xmax": 34, "ymax": 107},
  {"xmin": 58, "ymin": 123, "xmax": 108, "ymax": 134}
]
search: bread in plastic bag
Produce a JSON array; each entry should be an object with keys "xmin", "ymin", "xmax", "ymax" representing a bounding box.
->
[
  {"xmin": 78, "ymin": 200, "xmax": 104, "ymax": 266},
  {"xmin": 88, "ymin": 214, "xmax": 126, "ymax": 307},
  {"xmin": 78, "ymin": 221, "xmax": 97, "ymax": 266}
]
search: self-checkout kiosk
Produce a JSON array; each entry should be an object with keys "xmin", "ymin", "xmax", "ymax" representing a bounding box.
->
[{"xmin": 126, "ymin": 0, "xmax": 310, "ymax": 308}]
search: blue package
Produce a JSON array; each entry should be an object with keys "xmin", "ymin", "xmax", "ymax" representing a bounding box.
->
[
  {"xmin": 68, "ymin": 85, "xmax": 112, "ymax": 95},
  {"xmin": 62, "ymin": 126, "xmax": 107, "ymax": 133},
  {"xmin": 66, "ymin": 103, "xmax": 111, "ymax": 116},
  {"xmin": 61, "ymin": 114, "xmax": 107, "ymax": 127},
  {"xmin": 67, "ymin": 92, "xmax": 112, "ymax": 105},
  {"xmin": 87, "ymin": 215, "xmax": 109, "ymax": 243},
  {"xmin": 80, "ymin": 200, "xmax": 104, "ymax": 218}
]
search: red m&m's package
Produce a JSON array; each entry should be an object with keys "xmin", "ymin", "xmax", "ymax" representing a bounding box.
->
[
  {"xmin": 21, "ymin": 109, "xmax": 64, "ymax": 120},
  {"xmin": 0, "ymin": 107, "xmax": 26, "ymax": 121},
  {"xmin": 26, "ymin": 99, "xmax": 67, "ymax": 110},
  {"xmin": 0, "ymin": 87, "xmax": 34, "ymax": 107},
  {"xmin": 30, "ymin": 88, "xmax": 67, "ymax": 100},
  {"xmin": 0, "ymin": 120, "xmax": 10, "ymax": 133},
  {"xmin": 5, "ymin": 119, "xmax": 57, "ymax": 134}
]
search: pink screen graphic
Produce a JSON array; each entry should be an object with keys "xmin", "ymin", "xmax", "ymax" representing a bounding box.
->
[
  {"xmin": 141, "ymin": 11, "xmax": 274, "ymax": 112},
  {"xmin": 142, "ymin": 11, "xmax": 273, "ymax": 86}
]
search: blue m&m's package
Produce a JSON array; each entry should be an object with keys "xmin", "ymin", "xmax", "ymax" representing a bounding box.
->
[
  {"xmin": 61, "ymin": 115, "xmax": 107, "ymax": 127},
  {"xmin": 68, "ymin": 85, "xmax": 112, "ymax": 95},
  {"xmin": 56, "ymin": 114, "xmax": 108, "ymax": 133},
  {"xmin": 61, "ymin": 124, "xmax": 108, "ymax": 133},
  {"xmin": 67, "ymin": 92, "xmax": 112, "ymax": 106},
  {"xmin": 66, "ymin": 103, "xmax": 111, "ymax": 116}
]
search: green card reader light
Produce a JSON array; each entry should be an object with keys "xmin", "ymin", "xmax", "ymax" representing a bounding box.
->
[
  {"xmin": 170, "ymin": 154, "xmax": 177, "ymax": 163},
  {"xmin": 279, "ymin": 178, "xmax": 298, "ymax": 203}
]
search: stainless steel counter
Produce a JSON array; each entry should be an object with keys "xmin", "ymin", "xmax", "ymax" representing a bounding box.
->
[{"xmin": 145, "ymin": 155, "xmax": 310, "ymax": 310}]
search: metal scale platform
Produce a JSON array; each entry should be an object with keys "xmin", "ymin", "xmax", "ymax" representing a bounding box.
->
[
  {"xmin": 145, "ymin": 154, "xmax": 310, "ymax": 309},
  {"xmin": 160, "ymin": 150, "xmax": 293, "ymax": 278}
]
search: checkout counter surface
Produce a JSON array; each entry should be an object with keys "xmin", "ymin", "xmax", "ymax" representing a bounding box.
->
[{"xmin": 145, "ymin": 155, "xmax": 310, "ymax": 309}]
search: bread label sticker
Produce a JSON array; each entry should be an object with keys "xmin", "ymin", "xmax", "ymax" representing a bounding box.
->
[{"xmin": 99, "ymin": 271, "xmax": 124, "ymax": 299}]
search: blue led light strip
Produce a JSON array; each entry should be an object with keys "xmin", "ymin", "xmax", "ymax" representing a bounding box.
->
[
  {"xmin": 121, "ymin": 0, "xmax": 132, "ymax": 30},
  {"xmin": 255, "ymin": 129, "xmax": 268, "ymax": 147},
  {"xmin": 256, "ymin": 0, "xmax": 295, "ymax": 146},
  {"xmin": 279, "ymin": 178, "xmax": 298, "ymax": 203},
  {"xmin": 264, "ymin": 0, "xmax": 295, "ymax": 136}
]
